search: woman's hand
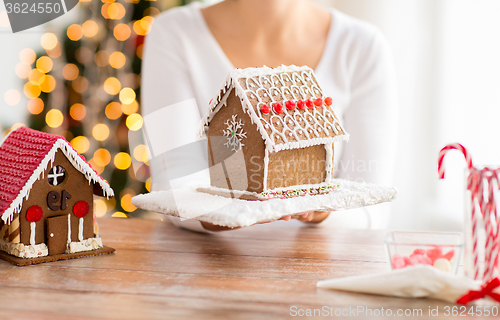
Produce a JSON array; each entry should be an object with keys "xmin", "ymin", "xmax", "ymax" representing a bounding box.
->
[{"xmin": 200, "ymin": 211, "xmax": 330, "ymax": 231}]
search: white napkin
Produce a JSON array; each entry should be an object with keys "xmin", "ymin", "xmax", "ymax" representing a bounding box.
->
[
  {"xmin": 317, "ymin": 265, "xmax": 480, "ymax": 303},
  {"xmin": 131, "ymin": 178, "xmax": 397, "ymax": 227}
]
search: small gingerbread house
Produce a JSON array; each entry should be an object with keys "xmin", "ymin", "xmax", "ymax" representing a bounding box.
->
[
  {"xmin": 200, "ymin": 65, "xmax": 349, "ymax": 199},
  {"xmin": 0, "ymin": 127, "xmax": 114, "ymax": 262}
]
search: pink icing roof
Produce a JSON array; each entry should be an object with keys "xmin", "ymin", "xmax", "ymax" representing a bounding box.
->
[{"xmin": 0, "ymin": 127, "xmax": 112, "ymax": 219}]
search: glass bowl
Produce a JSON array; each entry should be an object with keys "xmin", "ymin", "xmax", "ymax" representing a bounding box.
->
[{"xmin": 385, "ymin": 231, "xmax": 463, "ymax": 274}]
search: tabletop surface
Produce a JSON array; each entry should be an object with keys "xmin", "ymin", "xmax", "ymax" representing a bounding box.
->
[{"xmin": 0, "ymin": 216, "xmax": 483, "ymax": 319}]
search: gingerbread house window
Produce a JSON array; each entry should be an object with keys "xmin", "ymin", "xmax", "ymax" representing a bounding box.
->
[{"xmin": 48, "ymin": 166, "xmax": 66, "ymax": 186}]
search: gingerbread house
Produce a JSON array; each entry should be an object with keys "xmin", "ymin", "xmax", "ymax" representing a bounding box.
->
[
  {"xmin": 0, "ymin": 127, "xmax": 114, "ymax": 264},
  {"xmin": 200, "ymin": 65, "xmax": 349, "ymax": 199}
]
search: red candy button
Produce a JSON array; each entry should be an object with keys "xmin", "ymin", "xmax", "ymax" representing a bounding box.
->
[
  {"xmin": 26, "ymin": 205, "xmax": 43, "ymax": 223},
  {"xmin": 305, "ymin": 99, "xmax": 313, "ymax": 109},
  {"xmin": 73, "ymin": 201, "xmax": 90, "ymax": 218},
  {"xmin": 260, "ymin": 104, "xmax": 271, "ymax": 114},
  {"xmin": 325, "ymin": 97, "xmax": 333, "ymax": 106},
  {"xmin": 297, "ymin": 100, "xmax": 305, "ymax": 110},
  {"xmin": 285, "ymin": 100, "xmax": 296, "ymax": 110},
  {"xmin": 274, "ymin": 102, "xmax": 284, "ymax": 114},
  {"xmin": 314, "ymin": 98, "xmax": 323, "ymax": 107}
]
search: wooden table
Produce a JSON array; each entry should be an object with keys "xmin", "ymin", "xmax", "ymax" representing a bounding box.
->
[{"xmin": 0, "ymin": 216, "xmax": 482, "ymax": 319}]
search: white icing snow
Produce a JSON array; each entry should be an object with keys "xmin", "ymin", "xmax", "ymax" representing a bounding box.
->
[
  {"xmin": 1, "ymin": 139, "xmax": 114, "ymax": 225},
  {"xmin": 0, "ymin": 238, "xmax": 48, "ymax": 258},
  {"xmin": 132, "ymin": 178, "xmax": 397, "ymax": 228},
  {"xmin": 68, "ymin": 237, "xmax": 103, "ymax": 253},
  {"xmin": 78, "ymin": 217, "xmax": 84, "ymax": 241}
]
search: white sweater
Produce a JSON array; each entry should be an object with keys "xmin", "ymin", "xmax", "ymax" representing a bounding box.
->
[{"xmin": 141, "ymin": 3, "xmax": 398, "ymax": 232}]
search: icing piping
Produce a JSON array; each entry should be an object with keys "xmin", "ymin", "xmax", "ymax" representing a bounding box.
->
[
  {"xmin": 30, "ymin": 222, "xmax": 35, "ymax": 246},
  {"xmin": 1, "ymin": 139, "xmax": 114, "ymax": 225},
  {"xmin": 78, "ymin": 217, "xmax": 83, "ymax": 241},
  {"xmin": 263, "ymin": 148, "xmax": 269, "ymax": 191},
  {"xmin": 324, "ymin": 143, "xmax": 333, "ymax": 184},
  {"xmin": 67, "ymin": 214, "xmax": 71, "ymax": 244},
  {"xmin": 223, "ymin": 115, "xmax": 247, "ymax": 152}
]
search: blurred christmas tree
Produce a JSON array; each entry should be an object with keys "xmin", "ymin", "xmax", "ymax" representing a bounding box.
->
[{"xmin": 14, "ymin": 0, "xmax": 199, "ymax": 218}]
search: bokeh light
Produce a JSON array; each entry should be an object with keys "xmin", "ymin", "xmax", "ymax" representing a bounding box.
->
[
  {"xmin": 62, "ymin": 63, "xmax": 79, "ymax": 80},
  {"xmin": 95, "ymin": 50, "xmax": 109, "ymax": 67},
  {"xmin": 71, "ymin": 136, "xmax": 90, "ymax": 154},
  {"xmin": 0, "ymin": 11, "xmax": 9, "ymax": 28},
  {"xmin": 23, "ymin": 82, "xmax": 41, "ymax": 99},
  {"xmin": 46, "ymin": 43, "xmax": 62, "ymax": 58},
  {"xmin": 111, "ymin": 212, "xmax": 127, "ymax": 218},
  {"xmin": 144, "ymin": 7, "xmax": 161, "ymax": 17},
  {"xmin": 69, "ymin": 103, "xmax": 86, "ymax": 121},
  {"xmin": 4, "ymin": 89, "xmax": 21, "ymax": 106},
  {"xmin": 119, "ymin": 87, "xmax": 135, "ymax": 104},
  {"xmin": 27, "ymin": 98, "xmax": 44, "ymax": 115},
  {"xmin": 82, "ymin": 20, "xmax": 99, "ymax": 37},
  {"xmin": 136, "ymin": 44, "xmax": 144, "ymax": 59},
  {"xmin": 88, "ymin": 158, "xmax": 104, "ymax": 175},
  {"xmin": 107, "ymin": 2, "xmax": 126, "ymax": 20},
  {"xmin": 72, "ymin": 76, "xmax": 89, "ymax": 93},
  {"xmin": 105, "ymin": 102, "xmax": 122, "ymax": 119},
  {"xmin": 92, "ymin": 123, "xmax": 110, "ymax": 141},
  {"xmin": 104, "ymin": 77, "xmax": 121, "ymax": 95},
  {"xmin": 94, "ymin": 199, "xmax": 108, "ymax": 218},
  {"xmin": 36, "ymin": 56, "xmax": 53, "ymax": 73},
  {"xmin": 133, "ymin": 144, "xmax": 149, "ymax": 163},
  {"xmin": 121, "ymin": 193, "xmax": 137, "ymax": 212},
  {"xmin": 126, "ymin": 113, "xmax": 143, "ymax": 131},
  {"xmin": 114, "ymin": 152, "xmax": 132, "ymax": 170},
  {"xmin": 93, "ymin": 148, "xmax": 111, "ymax": 167},
  {"xmin": 41, "ymin": 33, "xmax": 58, "ymax": 50},
  {"xmin": 145, "ymin": 177, "xmax": 151, "ymax": 192},
  {"xmin": 19, "ymin": 48, "xmax": 36, "ymax": 65},
  {"xmin": 15, "ymin": 63, "xmax": 31, "ymax": 79},
  {"xmin": 76, "ymin": 47, "xmax": 92, "ymax": 64},
  {"xmin": 109, "ymin": 51, "xmax": 126, "ymax": 69},
  {"xmin": 67, "ymin": 24, "xmax": 83, "ymax": 41},
  {"xmin": 121, "ymin": 100, "xmax": 139, "ymax": 115},
  {"xmin": 46, "ymin": 109, "xmax": 64, "ymax": 128},
  {"xmin": 113, "ymin": 23, "xmax": 131, "ymax": 41},
  {"xmin": 39, "ymin": 75, "xmax": 56, "ymax": 93},
  {"xmin": 28, "ymin": 69, "xmax": 44, "ymax": 85}
]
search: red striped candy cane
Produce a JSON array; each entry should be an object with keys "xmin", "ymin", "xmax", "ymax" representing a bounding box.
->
[
  {"xmin": 484, "ymin": 170, "xmax": 499, "ymax": 281},
  {"xmin": 467, "ymin": 169, "xmax": 482, "ymax": 280},
  {"xmin": 438, "ymin": 143, "xmax": 474, "ymax": 179}
]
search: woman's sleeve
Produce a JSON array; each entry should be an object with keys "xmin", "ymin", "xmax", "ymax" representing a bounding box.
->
[
  {"xmin": 141, "ymin": 18, "xmax": 212, "ymax": 233},
  {"xmin": 333, "ymin": 30, "xmax": 399, "ymax": 229}
]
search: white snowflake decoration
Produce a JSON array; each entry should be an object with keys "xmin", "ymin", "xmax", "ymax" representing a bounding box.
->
[{"xmin": 223, "ymin": 115, "xmax": 247, "ymax": 151}]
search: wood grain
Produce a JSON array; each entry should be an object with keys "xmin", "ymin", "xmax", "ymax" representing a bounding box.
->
[{"xmin": 0, "ymin": 217, "xmax": 481, "ymax": 319}]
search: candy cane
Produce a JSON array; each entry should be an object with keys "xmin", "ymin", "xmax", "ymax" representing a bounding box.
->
[
  {"xmin": 484, "ymin": 170, "xmax": 499, "ymax": 281},
  {"xmin": 438, "ymin": 143, "xmax": 474, "ymax": 179},
  {"xmin": 468, "ymin": 169, "xmax": 482, "ymax": 280}
]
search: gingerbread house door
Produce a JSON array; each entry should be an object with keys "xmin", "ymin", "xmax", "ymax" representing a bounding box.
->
[{"xmin": 46, "ymin": 214, "xmax": 69, "ymax": 255}]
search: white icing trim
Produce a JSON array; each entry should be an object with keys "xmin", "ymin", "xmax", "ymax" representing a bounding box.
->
[
  {"xmin": 67, "ymin": 214, "xmax": 71, "ymax": 244},
  {"xmin": 0, "ymin": 238, "xmax": 48, "ymax": 258},
  {"xmin": 325, "ymin": 143, "xmax": 333, "ymax": 184},
  {"xmin": 78, "ymin": 217, "xmax": 83, "ymax": 241},
  {"xmin": 68, "ymin": 237, "xmax": 103, "ymax": 253},
  {"xmin": 263, "ymin": 148, "xmax": 269, "ymax": 191},
  {"xmin": 30, "ymin": 222, "xmax": 36, "ymax": 246},
  {"xmin": 1, "ymin": 139, "xmax": 114, "ymax": 224}
]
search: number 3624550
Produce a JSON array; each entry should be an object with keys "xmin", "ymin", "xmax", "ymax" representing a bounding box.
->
[{"xmin": 5, "ymin": 2, "xmax": 62, "ymax": 14}]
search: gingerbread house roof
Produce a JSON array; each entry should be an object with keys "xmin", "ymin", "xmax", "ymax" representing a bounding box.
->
[
  {"xmin": 200, "ymin": 65, "xmax": 349, "ymax": 152},
  {"xmin": 0, "ymin": 127, "xmax": 114, "ymax": 224}
]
